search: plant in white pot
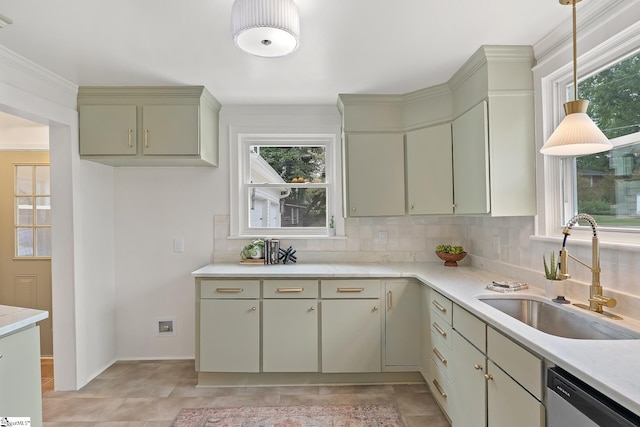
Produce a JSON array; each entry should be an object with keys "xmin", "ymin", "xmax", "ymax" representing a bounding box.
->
[
  {"xmin": 328, "ymin": 215, "xmax": 336, "ymax": 237},
  {"xmin": 543, "ymin": 251, "xmax": 567, "ymax": 302}
]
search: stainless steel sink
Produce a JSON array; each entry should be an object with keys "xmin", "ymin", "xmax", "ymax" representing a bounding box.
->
[{"xmin": 479, "ymin": 297, "xmax": 640, "ymax": 340}]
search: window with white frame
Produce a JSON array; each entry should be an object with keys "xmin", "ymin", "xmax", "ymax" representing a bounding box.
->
[
  {"xmin": 237, "ymin": 134, "xmax": 335, "ymax": 237},
  {"xmin": 15, "ymin": 164, "xmax": 51, "ymax": 257},
  {"xmin": 561, "ymin": 51, "xmax": 640, "ymax": 230}
]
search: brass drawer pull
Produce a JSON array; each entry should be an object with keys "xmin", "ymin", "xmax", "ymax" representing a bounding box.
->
[
  {"xmin": 484, "ymin": 373, "xmax": 494, "ymax": 381},
  {"xmin": 474, "ymin": 364, "xmax": 484, "ymax": 371},
  {"xmin": 433, "ymin": 348, "xmax": 447, "ymax": 365},
  {"xmin": 433, "ymin": 322, "xmax": 447, "ymax": 338},
  {"xmin": 387, "ymin": 290, "xmax": 393, "ymax": 310},
  {"xmin": 337, "ymin": 287, "xmax": 365, "ymax": 293},
  {"xmin": 216, "ymin": 288, "xmax": 244, "ymax": 293},
  {"xmin": 127, "ymin": 129, "xmax": 133, "ymax": 148},
  {"xmin": 432, "ymin": 379, "xmax": 447, "ymax": 399},
  {"xmin": 277, "ymin": 288, "xmax": 304, "ymax": 293},
  {"xmin": 432, "ymin": 300, "xmax": 447, "ymax": 313},
  {"xmin": 144, "ymin": 129, "xmax": 149, "ymax": 148}
]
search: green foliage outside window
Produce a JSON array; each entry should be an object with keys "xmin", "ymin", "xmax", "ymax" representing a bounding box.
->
[{"xmin": 572, "ymin": 52, "xmax": 640, "ymax": 227}]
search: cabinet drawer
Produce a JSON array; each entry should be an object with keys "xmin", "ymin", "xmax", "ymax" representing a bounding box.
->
[
  {"xmin": 200, "ymin": 280, "xmax": 260, "ymax": 299},
  {"xmin": 430, "ymin": 291, "xmax": 452, "ymax": 324},
  {"xmin": 430, "ymin": 330, "xmax": 452, "ymax": 379},
  {"xmin": 263, "ymin": 280, "xmax": 318, "ymax": 299},
  {"xmin": 453, "ymin": 304, "xmax": 486, "ymax": 353},
  {"xmin": 321, "ymin": 279, "xmax": 380, "ymax": 298},
  {"xmin": 430, "ymin": 359, "xmax": 453, "ymax": 417},
  {"xmin": 488, "ymin": 327, "xmax": 542, "ymax": 400},
  {"xmin": 430, "ymin": 311, "xmax": 453, "ymax": 349}
]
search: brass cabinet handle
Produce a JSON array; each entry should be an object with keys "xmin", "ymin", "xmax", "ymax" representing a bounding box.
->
[
  {"xmin": 432, "ymin": 379, "xmax": 447, "ymax": 399},
  {"xmin": 277, "ymin": 288, "xmax": 304, "ymax": 293},
  {"xmin": 128, "ymin": 129, "xmax": 133, "ymax": 148},
  {"xmin": 387, "ymin": 290, "xmax": 393, "ymax": 310},
  {"xmin": 433, "ymin": 322, "xmax": 447, "ymax": 338},
  {"xmin": 309, "ymin": 306, "xmax": 315, "ymax": 311},
  {"xmin": 373, "ymin": 306, "xmax": 379, "ymax": 311},
  {"xmin": 433, "ymin": 348, "xmax": 447, "ymax": 365},
  {"xmin": 484, "ymin": 373, "xmax": 493, "ymax": 381},
  {"xmin": 216, "ymin": 288, "xmax": 244, "ymax": 293},
  {"xmin": 337, "ymin": 287, "xmax": 364, "ymax": 293},
  {"xmin": 474, "ymin": 364, "xmax": 484, "ymax": 371},
  {"xmin": 144, "ymin": 129, "xmax": 149, "ymax": 148},
  {"xmin": 432, "ymin": 300, "xmax": 447, "ymax": 313},
  {"xmin": 251, "ymin": 306, "xmax": 257, "ymax": 311}
]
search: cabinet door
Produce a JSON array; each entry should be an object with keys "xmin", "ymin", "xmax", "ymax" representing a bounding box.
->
[
  {"xmin": 79, "ymin": 105, "xmax": 137, "ymax": 155},
  {"xmin": 263, "ymin": 299, "xmax": 318, "ymax": 372},
  {"xmin": 420, "ymin": 286, "xmax": 431, "ymax": 380},
  {"xmin": 142, "ymin": 105, "xmax": 200, "ymax": 155},
  {"xmin": 452, "ymin": 331, "xmax": 486, "ymax": 427},
  {"xmin": 385, "ymin": 280, "xmax": 421, "ymax": 367},
  {"xmin": 345, "ymin": 133, "xmax": 405, "ymax": 217},
  {"xmin": 321, "ymin": 299, "xmax": 381, "ymax": 373},
  {"xmin": 487, "ymin": 360, "xmax": 544, "ymax": 427},
  {"xmin": 452, "ymin": 101, "xmax": 490, "ymax": 214},
  {"xmin": 199, "ymin": 299, "xmax": 259, "ymax": 372},
  {"xmin": 406, "ymin": 124, "xmax": 454, "ymax": 215},
  {"xmin": 0, "ymin": 326, "xmax": 43, "ymax": 424}
]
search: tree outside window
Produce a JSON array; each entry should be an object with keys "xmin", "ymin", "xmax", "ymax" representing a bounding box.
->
[{"xmin": 570, "ymin": 52, "xmax": 640, "ymax": 227}]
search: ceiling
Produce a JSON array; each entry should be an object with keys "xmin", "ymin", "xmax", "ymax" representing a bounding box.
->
[{"xmin": 0, "ymin": 0, "xmax": 575, "ymax": 106}]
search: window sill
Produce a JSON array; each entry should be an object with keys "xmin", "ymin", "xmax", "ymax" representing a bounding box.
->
[{"xmin": 530, "ymin": 234, "xmax": 640, "ymax": 253}]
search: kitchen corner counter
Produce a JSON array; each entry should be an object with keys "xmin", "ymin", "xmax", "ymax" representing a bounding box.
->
[
  {"xmin": 192, "ymin": 262, "xmax": 640, "ymax": 416},
  {"xmin": 0, "ymin": 304, "xmax": 49, "ymax": 337}
]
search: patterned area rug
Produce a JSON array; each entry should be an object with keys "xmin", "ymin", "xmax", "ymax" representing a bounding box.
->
[{"xmin": 171, "ymin": 404, "xmax": 405, "ymax": 427}]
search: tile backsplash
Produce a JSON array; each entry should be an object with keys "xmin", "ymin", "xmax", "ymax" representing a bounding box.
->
[{"xmin": 213, "ymin": 214, "xmax": 640, "ymax": 317}]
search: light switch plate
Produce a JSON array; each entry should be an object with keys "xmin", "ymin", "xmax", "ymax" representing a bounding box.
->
[{"xmin": 173, "ymin": 237, "xmax": 184, "ymax": 253}]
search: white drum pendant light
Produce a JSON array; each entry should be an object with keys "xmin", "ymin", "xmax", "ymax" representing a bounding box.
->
[
  {"xmin": 540, "ymin": 0, "xmax": 612, "ymax": 156},
  {"xmin": 231, "ymin": 0, "xmax": 300, "ymax": 58}
]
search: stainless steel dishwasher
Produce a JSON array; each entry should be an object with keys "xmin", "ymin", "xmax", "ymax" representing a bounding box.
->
[{"xmin": 547, "ymin": 367, "xmax": 640, "ymax": 427}]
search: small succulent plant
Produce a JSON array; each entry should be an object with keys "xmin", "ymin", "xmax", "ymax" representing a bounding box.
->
[{"xmin": 543, "ymin": 251, "xmax": 562, "ymax": 280}]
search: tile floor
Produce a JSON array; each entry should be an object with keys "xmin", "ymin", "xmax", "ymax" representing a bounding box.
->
[{"xmin": 42, "ymin": 359, "xmax": 450, "ymax": 427}]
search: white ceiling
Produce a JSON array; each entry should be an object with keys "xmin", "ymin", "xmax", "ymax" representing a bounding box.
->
[{"xmin": 0, "ymin": 0, "xmax": 576, "ymax": 106}]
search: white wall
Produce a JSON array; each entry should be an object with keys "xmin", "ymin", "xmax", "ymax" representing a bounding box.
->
[
  {"xmin": 113, "ymin": 167, "xmax": 222, "ymax": 359},
  {"xmin": 0, "ymin": 45, "xmax": 117, "ymax": 390}
]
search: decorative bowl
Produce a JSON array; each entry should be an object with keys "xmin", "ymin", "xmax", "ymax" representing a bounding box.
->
[{"xmin": 435, "ymin": 251, "xmax": 467, "ymax": 267}]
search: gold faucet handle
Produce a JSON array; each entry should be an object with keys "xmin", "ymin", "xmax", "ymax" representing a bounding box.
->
[{"xmin": 590, "ymin": 294, "xmax": 617, "ymax": 308}]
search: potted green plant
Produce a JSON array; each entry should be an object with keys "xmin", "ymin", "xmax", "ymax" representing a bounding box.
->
[
  {"xmin": 241, "ymin": 239, "xmax": 265, "ymax": 260},
  {"xmin": 435, "ymin": 244, "xmax": 467, "ymax": 267},
  {"xmin": 328, "ymin": 215, "xmax": 336, "ymax": 237},
  {"xmin": 543, "ymin": 251, "xmax": 564, "ymax": 298}
]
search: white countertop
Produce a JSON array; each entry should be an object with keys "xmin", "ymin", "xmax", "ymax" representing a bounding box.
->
[
  {"xmin": 0, "ymin": 304, "xmax": 48, "ymax": 337},
  {"xmin": 193, "ymin": 262, "xmax": 640, "ymax": 415}
]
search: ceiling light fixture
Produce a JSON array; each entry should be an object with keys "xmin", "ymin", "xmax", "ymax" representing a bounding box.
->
[
  {"xmin": 539, "ymin": 0, "xmax": 612, "ymax": 157},
  {"xmin": 231, "ymin": 0, "xmax": 300, "ymax": 58}
]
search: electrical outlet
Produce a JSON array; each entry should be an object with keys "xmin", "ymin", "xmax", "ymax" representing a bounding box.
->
[
  {"xmin": 156, "ymin": 318, "xmax": 176, "ymax": 336},
  {"xmin": 173, "ymin": 237, "xmax": 184, "ymax": 253},
  {"xmin": 378, "ymin": 231, "xmax": 388, "ymax": 245}
]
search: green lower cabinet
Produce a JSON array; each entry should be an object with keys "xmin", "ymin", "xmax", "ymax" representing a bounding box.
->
[{"xmin": 262, "ymin": 299, "xmax": 318, "ymax": 372}]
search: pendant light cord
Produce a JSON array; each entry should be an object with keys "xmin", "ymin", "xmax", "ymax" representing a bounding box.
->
[{"xmin": 572, "ymin": 0, "xmax": 578, "ymax": 101}]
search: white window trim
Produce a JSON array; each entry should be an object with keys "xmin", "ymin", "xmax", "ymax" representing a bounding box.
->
[
  {"xmin": 230, "ymin": 129, "xmax": 343, "ymax": 239},
  {"xmin": 536, "ymin": 3, "xmax": 640, "ymax": 247}
]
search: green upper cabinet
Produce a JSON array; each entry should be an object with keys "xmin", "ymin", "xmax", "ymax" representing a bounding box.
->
[
  {"xmin": 79, "ymin": 105, "xmax": 137, "ymax": 156},
  {"xmin": 338, "ymin": 45, "xmax": 536, "ymax": 218},
  {"xmin": 78, "ymin": 86, "xmax": 220, "ymax": 167},
  {"xmin": 452, "ymin": 101, "xmax": 490, "ymax": 214},
  {"xmin": 406, "ymin": 123, "xmax": 454, "ymax": 215},
  {"xmin": 345, "ymin": 132, "xmax": 406, "ymax": 217}
]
